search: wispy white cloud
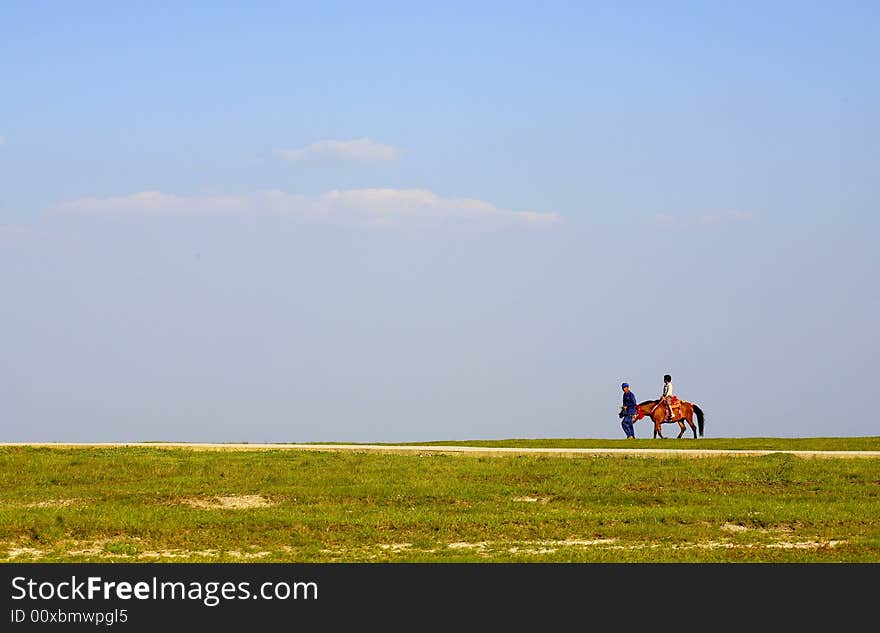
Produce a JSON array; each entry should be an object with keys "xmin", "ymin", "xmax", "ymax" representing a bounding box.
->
[
  {"xmin": 647, "ymin": 211, "xmax": 753, "ymax": 227},
  {"xmin": 50, "ymin": 189, "xmax": 560, "ymax": 229},
  {"xmin": 275, "ymin": 138, "xmax": 402, "ymax": 163},
  {"xmin": 52, "ymin": 191, "xmax": 255, "ymax": 216}
]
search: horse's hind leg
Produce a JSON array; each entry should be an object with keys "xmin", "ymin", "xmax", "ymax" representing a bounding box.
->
[
  {"xmin": 676, "ymin": 421, "xmax": 685, "ymax": 439},
  {"xmin": 687, "ymin": 417, "xmax": 697, "ymax": 439}
]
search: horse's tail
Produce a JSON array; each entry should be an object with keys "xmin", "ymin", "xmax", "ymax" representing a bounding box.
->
[{"xmin": 693, "ymin": 404, "xmax": 705, "ymax": 437}]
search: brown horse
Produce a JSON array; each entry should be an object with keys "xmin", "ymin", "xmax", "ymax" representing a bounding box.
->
[{"xmin": 636, "ymin": 399, "xmax": 705, "ymax": 439}]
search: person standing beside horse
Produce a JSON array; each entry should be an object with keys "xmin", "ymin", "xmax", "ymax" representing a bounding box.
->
[{"xmin": 619, "ymin": 382, "xmax": 638, "ymax": 439}]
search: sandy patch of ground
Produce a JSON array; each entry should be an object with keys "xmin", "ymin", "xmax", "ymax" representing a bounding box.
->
[
  {"xmin": 6, "ymin": 547, "xmax": 45, "ymax": 559},
  {"xmin": 24, "ymin": 499, "xmax": 80, "ymax": 508},
  {"xmin": 226, "ymin": 550, "xmax": 272, "ymax": 559},
  {"xmin": 73, "ymin": 539, "xmax": 273, "ymax": 560},
  {"xmin": 0, "ymin": 535, "xmax": 850, "ymax": 561},
  {"xmin": 448, "ymin": 541, "xmax": 491, "ymax": 550},
  {"xmin": 512, "ymin": 496, "xmax": 552, "ymax": 504},
  {"xmin": 508, "ymin": 538, "xmax": 619, "ymax": 554},
  {"xmin": 318, "ymin": 544, "xmax": 439, "ymax": 560},
  {"xmin": 323, "ymin": 536, "xmax": 843, "ymax": 557},
  {"xmin": 721, "ymin": 522, "xmax": 798, "ymax": 534},
  {"xmin": 433, "ymin": 537, "xmax": 847, "ymax": 554},
  {"xmin": 137, "ymin": 549, "xmax": 217, "ymax": 559},
  {"xmin": 448, "ymin": 538, "xmax": 617, "ymax": 554},
  {"xmin": 767, "ymin": 540, "xmax": 846, "ymax": 549},
  {"xmin": 0, "ymin": 537, "xmax": 275, "ymax": 561},
  {"xmin": 378, "ymin": 543, "xmax": 412, "ymax": 552},
  {"xmin": 183, "ymin": 495, "xmax": 273, "ymax": 509},
  {"xmin": 136, "ymin": 547, "xmax": 271, "ymax": 560},
  {"xmin": 553, "ymin": 538, "xmax": 617, "ymax": 546},
  {"xmin": 607, "ymin": 539, "xmax": 846, "ymax": 551},
  {"xmin": 66, "ymin": 539, "xmax": 112, "ymax": 556},
  {"xmin": 721, "ymin": 523, "xmax": 749, "ymax": 533},
  {"xmin": 508, "ymin": 546, "xmax": 557, "ymax": 554}
]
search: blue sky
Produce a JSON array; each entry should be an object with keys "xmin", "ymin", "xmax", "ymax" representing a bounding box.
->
[{"xmin": 1, "ymin": 1, "xmax": 878, "ymax": 441}]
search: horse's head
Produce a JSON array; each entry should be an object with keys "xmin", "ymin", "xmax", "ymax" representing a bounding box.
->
[{"xmin": 636, "ymin": 400, "xmax": 660, "ymax": 421}]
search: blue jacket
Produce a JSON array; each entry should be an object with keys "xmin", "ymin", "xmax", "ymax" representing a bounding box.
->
[{"xmin": 622, "ymin": 390, "xmax": 637, "ymax": 416}]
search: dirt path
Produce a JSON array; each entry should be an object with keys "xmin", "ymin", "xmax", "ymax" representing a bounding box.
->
[{"xmin": 3, "ymin": 442, "xmax": 879, "ymax": 459}]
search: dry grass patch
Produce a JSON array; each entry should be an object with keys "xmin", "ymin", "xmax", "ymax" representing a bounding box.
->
[
  {"xmin": 137, "ymin": 549, "xmax": 218, "ymax": 559},
  {"xmin": 6, "ymin": 546, "xmax": 45, "ymax": 559},
  {"xmin": 57, "ymin": 537, "xmax": 274, "ymax": 561},
  {"xmin": 24, "ymin": 498, "xmax": 80, "ymax": 508},
  {"xmin": 511, "ymin": 496, "xmax": 552, "ymax": 504},
  {"xmin": 446, "ymin": 538, "xmax": 617, "ymax": 554},
  {"xmin": 721, "ymin": 522, "xmax": 799, "ymax": 534},
  {"xmin": 767, "ymin": 540, "xmax": 847, "ymax": 549},
  {"xmin": 448, "ymin": 541, "xmax": 490, "ymax": 550},
  {"xmin": 66, "ymin": 538, "xmax": 112, "ymax": 556},
  {"xmin": 378, "ymin": 543, "xmax": 412, "ymax": 552},
  {"xmin": 721, "ymin": 522, "xmax": 749, "ymax": 533},
  {"xmin": 182, "ymin": 495, "xmax": 274, "ymax": 510},
  {"xmin": 607, "ymin": 539, "xmax": 847, "ymax": 551}
]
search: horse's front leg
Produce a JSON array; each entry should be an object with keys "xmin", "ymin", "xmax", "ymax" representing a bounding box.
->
[{"xmin": 676, "ymin": 421, "xmax": 685, "ymax": 439}]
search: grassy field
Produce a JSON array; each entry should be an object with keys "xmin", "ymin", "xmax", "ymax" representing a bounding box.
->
[
  {"xmin": 390, "ymin": 437, "xmax": 880, "ymax": 450},
  {"xmin": 1, "ymin": 441, "xmax": 878, "ymax": 563}
]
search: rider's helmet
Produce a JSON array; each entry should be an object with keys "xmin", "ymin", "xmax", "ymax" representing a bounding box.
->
[{"xmin": 663, "ymin": 374, "xmax": 672, "ymax": 383}]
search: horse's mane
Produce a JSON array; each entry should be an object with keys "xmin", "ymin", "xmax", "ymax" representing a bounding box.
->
[{"xmin": 638, "ymin": 399, "xmax": 659, "ymax": 406}]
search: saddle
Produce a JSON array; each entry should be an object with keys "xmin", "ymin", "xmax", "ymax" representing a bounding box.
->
[
  {"xmin": 666, "ymin": 396, "xmax": 682, "ymax": 420},
  {"xmin": 653, "ymin": 396, "xmax": 682, "ymax": 420}
]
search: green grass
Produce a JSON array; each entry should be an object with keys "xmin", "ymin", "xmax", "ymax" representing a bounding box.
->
[
  {"xmin": 387, "ymin": 437, "xmax": 880, "ymax": 450},
  {"xmin": 1, "ymin": 443, "xmax": 878, "ymax": 562}
]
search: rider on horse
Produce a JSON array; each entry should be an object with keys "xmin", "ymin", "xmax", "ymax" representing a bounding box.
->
[{"xmin": 660, "ymin": 374, "xmax": 676, "ymax": 421}]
